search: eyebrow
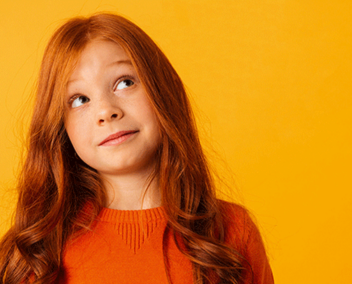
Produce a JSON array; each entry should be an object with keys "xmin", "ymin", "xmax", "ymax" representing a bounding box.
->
[
  {"xmin": 108, "ymin": 59, "xmax": 133, "ymax": 67},
  {"xmin": 67, "ymin": 59, "xmax": 134, "ymax": 85}
]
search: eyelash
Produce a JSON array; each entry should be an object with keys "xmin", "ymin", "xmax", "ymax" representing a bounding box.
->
[
  {"xmin": 114, "ymin": 75, "xmax": 136, "ymax": 91},
  {"xmin": 68, "ymin": 94, "xmax": 87, "ymax": 107},
  {"xmin": 67, "ymin": 74, "xmax": 136, "ymax": 107}
]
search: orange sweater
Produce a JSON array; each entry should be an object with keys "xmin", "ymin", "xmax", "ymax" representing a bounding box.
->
[{"xmin": 59, "ymin": 201, "xmax": 274, "ymax": 283}]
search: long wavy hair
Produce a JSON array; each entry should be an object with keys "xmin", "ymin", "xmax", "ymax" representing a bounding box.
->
[{"xmin": 0, "ymin": 13, "xmax": 248, "ymax": 284}]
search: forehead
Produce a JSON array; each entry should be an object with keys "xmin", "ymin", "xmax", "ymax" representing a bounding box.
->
[{"xmin": 68, "ymin": 40, "xmax": 133, "ymax": 83}]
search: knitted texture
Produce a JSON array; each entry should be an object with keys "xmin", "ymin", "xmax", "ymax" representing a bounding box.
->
[{"xmin": 58, "ymin": 201, "xmax": 274, "ymax": 283}]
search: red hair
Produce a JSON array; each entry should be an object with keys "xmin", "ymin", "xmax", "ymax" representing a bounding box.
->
[{"xmin": 0, "ymin": 13, "xmax": 248, "ymax": 283}]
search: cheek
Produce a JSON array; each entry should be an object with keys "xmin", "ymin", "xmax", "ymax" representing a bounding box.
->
[
  {"xmin": 141, "ymin": 106, "xmax": 160, "ymax": 136},
  {"xmin": 145, "ymin": 110, "xmax": 162, "ymax": 147},
  {"xmin": 64, "ymin": 116, "xmax": 86, "ymax": 149},
  {"xmin": 135, "ymin": 97, "xmax": 158, "ymax": 125}
]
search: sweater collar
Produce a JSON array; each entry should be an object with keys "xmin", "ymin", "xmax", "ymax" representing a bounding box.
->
[{"xmin": 97, "ymin": 206, "xmax": 166, "ymax": 224}]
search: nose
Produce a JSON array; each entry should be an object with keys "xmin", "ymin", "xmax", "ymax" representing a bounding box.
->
[{"xmin": 96, "ymin": 98, "xmax": 123, "ymax": 126}]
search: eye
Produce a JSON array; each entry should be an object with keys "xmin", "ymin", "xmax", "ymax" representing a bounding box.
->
[
  {"xmin": 71, "ymin": 95, "xmax": 90, "ymax": 108},
  {"xmin": 116, "ymin": 79, "xmax": 135, "ymax": 90}
]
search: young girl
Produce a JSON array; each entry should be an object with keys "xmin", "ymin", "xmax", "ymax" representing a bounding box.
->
[{"xmin": 0, "ymin": 13, "xmax": 274, "ymax": 284}]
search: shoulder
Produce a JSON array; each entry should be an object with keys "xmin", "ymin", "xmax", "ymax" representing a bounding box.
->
[
  {"xmin": 217, "ymin": 199, "xmax": 253, "ymax": 251},
  {"xmin": 218, "ymin": 199, "xmax": 266, "ymax": 258},
  {"xmin": 217, "ymin": 199, "xmax": 275, "ymax": 284}
]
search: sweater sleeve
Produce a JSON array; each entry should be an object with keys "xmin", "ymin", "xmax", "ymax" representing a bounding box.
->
[
  {"xmin": 241, "ymin": 211, "xmax": 274, "ymax": 284},
  {"xmin": 220, "ymin": 200, "xmax": 274, "ymax": 284}
]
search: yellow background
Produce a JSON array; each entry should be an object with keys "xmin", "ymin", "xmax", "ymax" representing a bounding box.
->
[{"xmin": 1, "ymin": 0, "xmax": 351, "ymax": 283}]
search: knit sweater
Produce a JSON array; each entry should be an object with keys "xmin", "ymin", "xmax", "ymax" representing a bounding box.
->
[{"xmin": 58, "ymin": 201, "xmax": 274, "ymax": 283}]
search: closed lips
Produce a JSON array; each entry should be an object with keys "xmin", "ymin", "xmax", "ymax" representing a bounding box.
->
[{"xmin": 99, "ymin": 130, "xmax": 138, "ymax": 146}]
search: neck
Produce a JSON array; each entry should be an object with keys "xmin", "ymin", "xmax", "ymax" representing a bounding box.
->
[{"xmin": 99, "ymin": 166, "xmax": 161, "ymax": 210}]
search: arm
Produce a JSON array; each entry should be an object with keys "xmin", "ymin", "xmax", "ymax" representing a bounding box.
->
[
  {"xmin": 221, "ymin": 200, "xmax": 274, "ymax": 284},
  {"xmin": 241, "ymin": 212, "xmax": 274, "ymax": 284}
]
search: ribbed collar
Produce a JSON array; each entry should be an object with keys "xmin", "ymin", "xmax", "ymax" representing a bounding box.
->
[{"xmin": 97, "ymin": 206, "xmax": 166, "ymax": 224}]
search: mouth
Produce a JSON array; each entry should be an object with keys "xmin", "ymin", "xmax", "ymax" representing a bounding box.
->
[{"xmin": 99, "ymin": 130, "xmax": 139, "ymax": 146}]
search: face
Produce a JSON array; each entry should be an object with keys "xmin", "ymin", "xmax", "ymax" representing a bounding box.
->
[{"xmin": 65, "ymin": 40, "xmax": 161, "ymax": 178}]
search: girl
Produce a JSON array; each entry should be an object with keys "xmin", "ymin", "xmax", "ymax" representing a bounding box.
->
[{"xmin": 0, "ymin": 13, "xmax": 274, "ymax": 284}]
